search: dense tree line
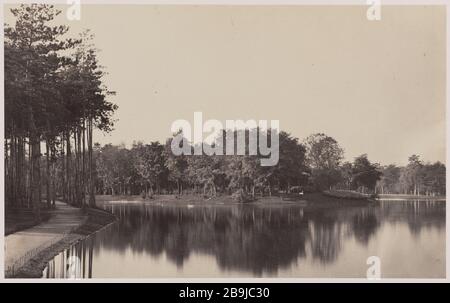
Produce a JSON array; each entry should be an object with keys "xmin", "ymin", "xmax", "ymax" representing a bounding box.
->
[
  {"xmin": 4, "ymin": 4, "xmax": 117, "ymax": 220},
  {"xmin": 94, "ymin": 130, "xmax": 310, "ymax": 200},
  {"xmin": 303, "ymin": 134, "xmax": 445, "ymax": 196},
  {"xmin": 375, "ymin": 155, "xmax": 445, "ymax": 196},
  {"xmin": 93, "ymin": 132, "xmax": 445, "ymax": 198}
]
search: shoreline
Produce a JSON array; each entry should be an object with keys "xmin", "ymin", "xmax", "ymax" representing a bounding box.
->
[
  {"xmin": 96, "ymin": 192, "xmax": 377, "ymax": 207},
  {"xmin": 322, "ymin": 190, "xmax": 445, "ymax": 202},
  {"xmin": 322, "ymin": 190, "xmax": 376, "ymax": 201},
  {"xmin": 377, "ymin": 194, "xmax": 446, "ymax": 201},
  {"xmin": 6, "ymin": 207, "xmax": 116, "ymax": 279},
  {"xmin": 5, "ymin": 204, "xmax": 52, "ymax": 236},
  {"xmin": 96, "ymin": 192, "xmax": 446, "ymax": 208}
]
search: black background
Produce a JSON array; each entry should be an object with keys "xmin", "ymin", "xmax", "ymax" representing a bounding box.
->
[{"xmin": 0, "ymin": 282, "xmax": 448, "ymax": 302}]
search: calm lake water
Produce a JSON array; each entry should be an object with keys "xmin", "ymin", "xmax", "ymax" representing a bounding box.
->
[{"xmin": 42, "ymin": 199, "xmax": 446, "ymax": 278}]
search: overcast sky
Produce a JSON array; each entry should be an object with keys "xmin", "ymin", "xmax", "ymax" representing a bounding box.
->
[{"xmin": 5, "ymin": 5, "xmax": 446, "ymax": 165}]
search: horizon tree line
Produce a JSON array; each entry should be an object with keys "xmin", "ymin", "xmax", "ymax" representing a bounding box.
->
[{"xmin": 92, "ymin": 132, "xmax": 446, "ymax": 199}]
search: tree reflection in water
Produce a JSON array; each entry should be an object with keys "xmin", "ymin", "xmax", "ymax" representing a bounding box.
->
[{"xmin": 42, "ymin": 200, "xmax": 445, "ymax": 278}]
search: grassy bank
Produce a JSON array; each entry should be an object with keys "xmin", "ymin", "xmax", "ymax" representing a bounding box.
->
[
  {"xmin": 5, "ymin": 203, "xmax": 52, "ymax": 236},
  {"xmin": 7, "ymin": 207, "xmax": 116, "ymax": 278},
  {"xmin": 304, "ymin": 192, "xmax": 373, "ymax": 205},
  {"xmin": 323, "ymin": 190, "xmax": 375, "ymax": 201}
]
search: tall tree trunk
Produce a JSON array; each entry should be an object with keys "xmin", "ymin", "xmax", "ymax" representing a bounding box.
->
[
  {"xmin": 51, "ymin": 141, "xmax": 56, "ymax": 207},
  {"xmin": 61, "ymin": 134, "xmax": 66, "ymax": 203},
  {"xmin": 66, "ymin": 132, "xmax": 72, "ymax": 205},
  {"xmin": 5, "ymin": 137, "xmax": 10, "ymax": 207},
  {"xmin": 46, "ymin": 139, "xmax": 51, "ymax": 209},
  {"xmin": 17, "ymin": 136, "xmax": 25, "ymax": 206},
  {"xmin": 88, "ymin": 118, "xmax": 96, "ymax": 208},
  {"xmin": 82, "ymin": 119, "xmax": 86, "ymax": 208},
  {"xmin": 29, "ymin": 108, "xmax": 41, "ymax": 222},
  {"xmin": 5, "ymin": 133, "xmax": 13, "ymax": 208},
  {"xmin": 27, "ymin": 139, "xmax": 32, "ymax": 208},
  {"xmin": 74, "ymin": 128, "xmax": 80, "ymax": 207}
]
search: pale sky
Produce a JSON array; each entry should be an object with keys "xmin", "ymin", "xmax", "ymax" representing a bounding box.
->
[{"xmin": 5, "ymin": 5, "xmax": 446, "ymax": 165}]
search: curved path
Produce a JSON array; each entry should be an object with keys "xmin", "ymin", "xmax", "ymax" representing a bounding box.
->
[{"xmin": 5, "ymin": 201, "xmax": 87, "ymax": 273}]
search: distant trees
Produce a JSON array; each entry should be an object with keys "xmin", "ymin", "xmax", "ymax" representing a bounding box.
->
[
  {"xmin": 95, "ymin": 144, "xmax": 131, "ymax": 196},
  {"xmin": 90, "ymin": 132, "xmax": 446, "ymax": 198},
  {"xmin": 91, "ymin": 130, "xmax": 310, "ymax": 199},
  {"xmin": 271, "ymin": 132, "xmax": 310, "ymax": 191},
  {"xmin": 376, "ymin": 156, "xmax": 445, "ymax": 196},
  {"xmin": 330, "ymin": 153, "xmax": 445, "ymax": 196},
  {"xmin": 376, "ymin": 164, "xmax": 401, "ymax": 194},
  {"xmin": 4, "ymin": 4, "xmax": 117, "ymax": 219},
  {"xmin": 133, "ymin": 142, "xmax": 168, "ymax": 197},
  {"xmin": 421, "ymin": 161, "xmax": 446, "ymax": 196},
  {"xmin": 304, "ymin": 133, "xmax": 344, "ymax": 190},
  {"xmin": 351, "ymin": 154, "xmax": 382, "ymax": 193},
  {"xmin": 164, "ymin": 138, "xmax": 188, "ymax": 195}
]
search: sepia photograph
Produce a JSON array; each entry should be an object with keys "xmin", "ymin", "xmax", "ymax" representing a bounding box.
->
[{"xmin": 1, "ymin": 1, "xmax": 447, "ymax": 281}]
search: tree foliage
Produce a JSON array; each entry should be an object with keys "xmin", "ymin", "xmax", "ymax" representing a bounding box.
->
[{"xmin": 4, "ymin": 4, "xmax": 117, "ymax": 219}]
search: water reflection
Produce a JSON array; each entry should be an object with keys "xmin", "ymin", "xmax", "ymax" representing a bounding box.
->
[
  {"xmin": 42, "ymin": 236, "xmax": 95, "ymax": 279},
  {"xmin": 42, "ymin": 200, "xmax": 445, "ymax": 278}
]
